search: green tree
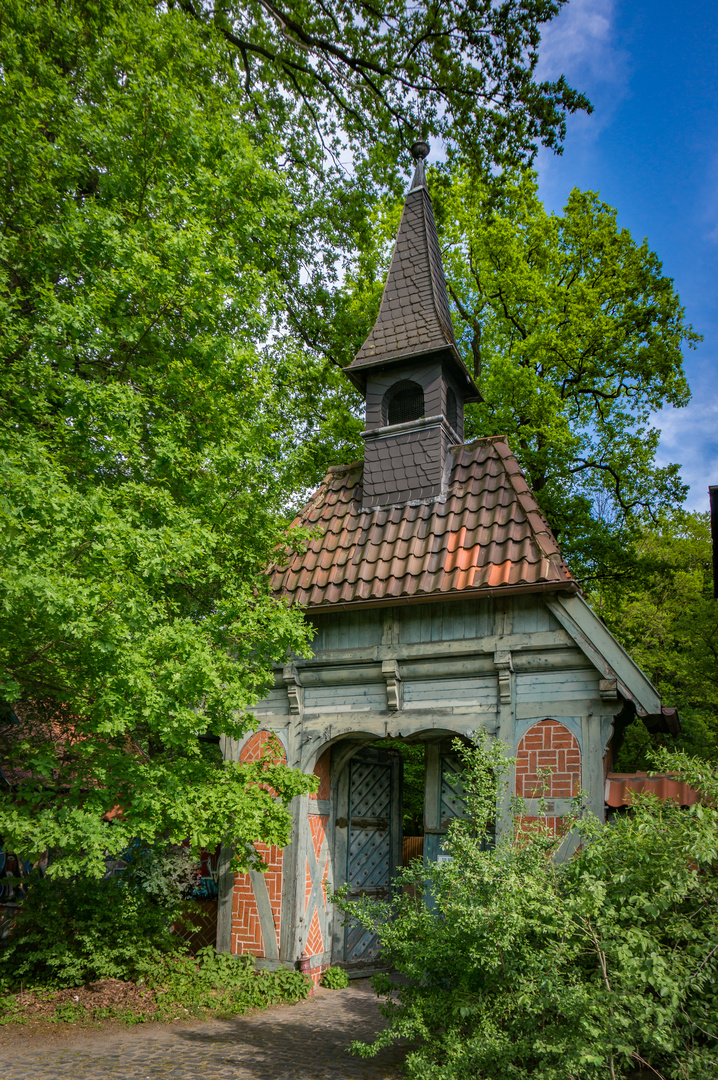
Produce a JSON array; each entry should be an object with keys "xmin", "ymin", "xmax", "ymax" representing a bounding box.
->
[
  {"xmin": 175, "ymin": 0, "xmax": 589, "ymax": 168},
  {"xmin": 0, "ymin": 0, "xmax": 319, "ymax": 875},
  {"xmin": 596, "ymin": 513, "xmax": 718, "ymax": 769},
  {"xmin": 0, "ymin": 0, "xmax": 586, "ymax": 873}
]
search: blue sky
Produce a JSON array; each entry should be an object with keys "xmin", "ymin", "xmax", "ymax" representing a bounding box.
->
[{"xmin": 536, "ymin": 0, "xmax": 718, "ymax": 512}]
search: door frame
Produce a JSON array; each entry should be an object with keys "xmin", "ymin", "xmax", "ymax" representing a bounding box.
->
[{"xmin": 330, "ymin": 742, "xmax": 402, "ymax": 971}]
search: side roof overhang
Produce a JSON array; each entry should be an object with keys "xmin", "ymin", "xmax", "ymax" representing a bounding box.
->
[{"xmin": 546, "ymin": 592, "xmax": 679, "ymax": 734}]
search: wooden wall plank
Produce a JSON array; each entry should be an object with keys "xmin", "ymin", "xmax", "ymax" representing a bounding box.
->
[
  {"xmin": 252, "ymin": 688, "xmax": 290, "ymax": 716},
  {"xmin": 304, "ymin": 683, "xmax": 387, "ymax": 713},
  {"xmin": 403, "ymin": 675, "xmax": 496, "ymax": 709},
  {"xmin": 515, "ymin": 670, "xmax": 599, "ymax": 704}
]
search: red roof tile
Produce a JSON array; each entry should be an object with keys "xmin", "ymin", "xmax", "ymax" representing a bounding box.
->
[{"xmin": 270, "ymin": 437, "xmax": 576, "ymax": 610}]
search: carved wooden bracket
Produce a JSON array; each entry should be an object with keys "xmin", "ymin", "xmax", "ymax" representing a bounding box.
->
[
  {"xmin": 599, "ymin": 678, "xmax": 618, "ymax": 701},
  {"xmin": 494, "ymin": 649, "xmax": 513, "ymax": 705},
  {"xmin": 381, "ymin": 659, "xmax": 402, "ymax": 711},
  {"xmin": 283, "ymin": 663, "xmax": 303, "ymax": 715}
]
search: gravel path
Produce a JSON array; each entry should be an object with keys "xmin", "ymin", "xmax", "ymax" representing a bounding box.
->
[{"xmin": 0, "ymin": 980, "xmax": 405, "ymax": 1080}]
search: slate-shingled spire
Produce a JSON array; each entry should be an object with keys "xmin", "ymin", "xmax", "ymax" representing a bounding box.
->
[
  {"xmin": 344, "ymin": 142, "xmax": 480, "ymax": 401},
  {"xmin": 342, "ymin": 143, "xmax": 481, "ymax": 510}
]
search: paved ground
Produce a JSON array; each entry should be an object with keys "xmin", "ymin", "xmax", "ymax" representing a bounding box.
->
[{"xmin": 0, "ymin": 981, "xmax": 405, "ymax": 1080}]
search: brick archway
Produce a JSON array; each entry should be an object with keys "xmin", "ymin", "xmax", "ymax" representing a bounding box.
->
[
  {"xmin": 516, "ymin": 719, "xmax": 581, "ymax": 798},
  {"xmin": 516, "ymin": 720, "xmax": 581, "ymax": 833},
  {"xmin": 240, "ymin": 730, "xmax": 286, "ymax": 765}
]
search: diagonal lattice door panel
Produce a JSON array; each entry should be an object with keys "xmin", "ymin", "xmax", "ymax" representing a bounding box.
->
[
  {"xmin": 345, "ymin": 754, "xmax": 400, "ymax": 963},
  {"xmin": 440, "ymin": 754, "xmax": 467, "ymax": 830},
  {"xmin": 350, "ymin": 762, "xmax": 392, "ymax": 818}
]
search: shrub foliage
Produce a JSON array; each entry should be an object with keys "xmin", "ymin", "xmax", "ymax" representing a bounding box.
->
[
  {"xmin": 339, "ymin": 740, "xmax": 718, "ymax": 1080},
  {"xmin": 320, "ymin": 966, "xmax": 350, "ymax": 990},
  {"xmin": 0, "ymin": 862, "xmax": 189, "ymax": 989}
]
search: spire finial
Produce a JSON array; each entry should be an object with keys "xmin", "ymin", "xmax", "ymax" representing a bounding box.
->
[{"xmin": 409, "ymin": 140, "xmax": 430, "ymax": 190}]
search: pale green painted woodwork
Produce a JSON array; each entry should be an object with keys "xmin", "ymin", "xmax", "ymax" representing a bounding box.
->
[{"xmin": 233, "ymin": 590, "xmax": 662, "ymax": 967}]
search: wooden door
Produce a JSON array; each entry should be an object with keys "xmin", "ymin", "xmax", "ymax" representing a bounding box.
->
[
  {"xmin": 342, "ymin": 748, "xmax": 402, "ymax": 965},
  {"xmin": 438, "ymin": 750, "xmax": 468, "ymax": 836},
  {"xmin": 424, "ymin": 741, "xmax": 469, "ymax": 867}
]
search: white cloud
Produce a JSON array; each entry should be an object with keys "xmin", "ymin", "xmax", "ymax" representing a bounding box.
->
[
  {"xmin": 537, "ymin": 0, "xmax": 621, "ymax": 86},
  {"xmin": 653, "ymin": 398, "xmax": 718, "ymax": 513},
  {"xmin": 535, "ymin": 0, "xmax": 630, "ymax": 198}
]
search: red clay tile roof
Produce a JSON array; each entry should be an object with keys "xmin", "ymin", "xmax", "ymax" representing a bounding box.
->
[{"xmin": 271, "ymin": 436, "xmax": 576, "ymax": 610}]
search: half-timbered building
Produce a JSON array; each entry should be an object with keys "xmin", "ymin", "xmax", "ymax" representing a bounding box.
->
[{"xmin": 216, "ymin": 143, "xmax": 679, "ymax": 981}]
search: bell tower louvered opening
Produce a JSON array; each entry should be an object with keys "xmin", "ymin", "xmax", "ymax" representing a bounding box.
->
[{"xmin": 384, "ymin": 381, "xmax": 424, "ymax": 427}]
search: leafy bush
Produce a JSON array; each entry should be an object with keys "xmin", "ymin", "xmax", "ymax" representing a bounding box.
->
[
  {"xmin": 147, "ymin": 948, "xmax": 309, "ymax": 1019},
  {"xmin": 339, "ymin": 740, "xmax": 718, "ymax": 1080},
  {"xmin": 128, "ymin": 844, "xmax": 203, "ymax": 907},
  {"xmin": 320, "ymin": 966, "xmax": 350, "ymax": 989},
  {"xmin": 0, "ymin": 947, "xmax": 310, "ymax": 1025},
  {"xmin": 0, "ymin": 842, "xmax": 218, "ymax": 991},
  {"xmin": 0, "ymin": 871, "xmax": 186, "ymax": 989}
]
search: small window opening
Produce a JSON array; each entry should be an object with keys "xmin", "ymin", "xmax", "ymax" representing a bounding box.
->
[
  {"xmin": 446, "ymin": 387, "xmax": 458, "ymax": 432},
  {"xmin": 384, "ymin": 381, "xmax": 424, "ymax": 427}
]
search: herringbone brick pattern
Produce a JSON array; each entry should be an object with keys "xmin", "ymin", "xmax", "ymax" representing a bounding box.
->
[
  {"xmin": 231, "ymin": 844, "xmax": 283, "ymax": 958},
  {"xmin": 305, "ymin": 907, "xmax": 324, "ymax": 956},
  {"xmin": 309, "ymin": 815, "xmax": 327, "ymax": 862},
  {"xmin": 515, "ymin": 719, "xmax": 581, "ymax": 799},
  {"xmin": 311, "ymin": 749, "xmax": 331, "ymax": 801}
]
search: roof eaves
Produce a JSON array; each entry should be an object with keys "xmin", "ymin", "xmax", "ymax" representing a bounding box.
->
[
  {"xmin": 546, "ymin": 592, "xmax": 662, "ymax": 716},
  {"xmin": 300, "ymin": 577, "xmax": 578, "ymax": 615}
]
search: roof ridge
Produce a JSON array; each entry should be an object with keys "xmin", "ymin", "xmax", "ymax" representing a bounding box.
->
[
  {"xmin": 326, "ymin": 460, "xmax": 363, "ymax": 476},
  {"xmin": 450, "ymin": 434, "xmax": 511, "ymax": 455}
]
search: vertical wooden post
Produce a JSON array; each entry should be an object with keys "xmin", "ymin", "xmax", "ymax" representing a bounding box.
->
[
  {"xmin": 215, "ymin": 844, "xmax": 233, "ymax": 953},
  {"xmin": 495, "ymin": 601, "xmax": 515, "ymax": 842},
  {"xmin": 278, "ymin": 794, "xmax": 303, "ymax": 963},
  {"xmin": 582, "ymin": 714, "xmax": 605, "ymax": 822},
  {"xmin": 423, "ymin": 741, "xmax": 441, "ymax": 866}
]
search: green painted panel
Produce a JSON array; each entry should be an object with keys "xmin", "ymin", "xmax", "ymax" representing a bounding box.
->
[
  {"xmin": 396, "ymin": 600, "xmax": 494, "ymax": 645},
  {"xmin": 515, "ymin": 670, "xmax": 599, "ymax": 703},
  {"xmin": 309, "ymin": 610, "xmax": 383, "ymax": 653},
  {"xmin": 304, "ymin": 683, "xmax": 386, "ymax": 714},
  {"xmin": 403, "ymin": 675, "xmax": 496, "ymax": 709},
  {"xmin": 252, "ymin": 688, "xmax": 289, "ymax": 715}
]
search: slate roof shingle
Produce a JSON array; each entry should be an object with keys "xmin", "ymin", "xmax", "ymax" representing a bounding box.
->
[
  {"xmin": 344, "ymin": 156, "xmax": 480, "ymax": 400},
  {"xmin": 270, "ymin": 437, "xmax": 576, "ymax": 610}
]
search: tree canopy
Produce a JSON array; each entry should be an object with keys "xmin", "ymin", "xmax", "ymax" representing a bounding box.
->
[
  {"xmin": 0, "ymin": 0, "xmax": 592, "ymax": 872},
  {"xmin": 174, "ymin": 0, "xmax": 590, "ymax": 168},
  {"xmin": 597, "ymin": 513, "xmax": 718, "ymax": 769},
  {"xmin": 0, "ymin": 0, "xmax": 319, "ymax": 873}
]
